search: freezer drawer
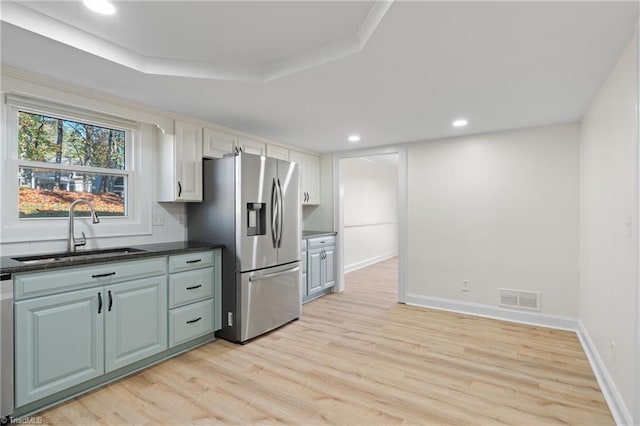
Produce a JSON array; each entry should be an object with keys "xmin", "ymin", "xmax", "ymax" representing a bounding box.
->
[{"xmin": 239, "ymin": 262, "xmax": 301, "ymax": 342}]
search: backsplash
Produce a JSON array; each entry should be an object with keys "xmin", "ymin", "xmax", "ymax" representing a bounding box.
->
[{"xmin": 0, "ymin": 202, "xmax": 187, "ymax": 257}]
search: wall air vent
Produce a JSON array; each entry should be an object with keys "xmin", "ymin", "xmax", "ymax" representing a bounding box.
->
[{"xmin": 499, "ymin": 288, "xmax": 541, "ymax": 311}]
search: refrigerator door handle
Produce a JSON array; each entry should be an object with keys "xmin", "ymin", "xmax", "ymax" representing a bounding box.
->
[
  {"xmin": 249, "ymin": 266, "xmax": 301, "ymax": 282},
  {"xmin": 271, "ymin": 178, "xmax": 278, "ymax": 248},
  {"xmin": 277, "ymin": 178, "xmax": 284, "ymax": 248}
]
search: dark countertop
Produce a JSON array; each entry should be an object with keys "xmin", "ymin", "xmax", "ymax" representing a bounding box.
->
[
  {"xmin": 0, "ymin": 241, "xmax": 224, "ymax": 277},
  {"xmin": 302, "ymin": 230, "xmax": 337, "ymax": 238}
]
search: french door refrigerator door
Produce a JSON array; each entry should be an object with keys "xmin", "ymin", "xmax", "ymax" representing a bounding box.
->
[
  {"xmin": 238, "ymin": 154, "xmax": 278, "ymax": 272},
  {"xmin": 276, "ymin": 159, "xmax": 301, "ymax": 265},
  {"xmin": 239, "ymin": 262, "xmax": 302, "ymax": 342}
]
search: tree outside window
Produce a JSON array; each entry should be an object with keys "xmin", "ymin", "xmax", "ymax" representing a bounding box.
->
[{"xmin": 17, "ymin": 110, "xmax": 129, "ymax": 218}]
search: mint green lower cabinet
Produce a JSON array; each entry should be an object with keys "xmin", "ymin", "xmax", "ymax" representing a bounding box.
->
[
  {"xmin": 104, "ymin": 277, "xmax": 167, "ymax": 373},
  {"xmin": 15, "ymin": 288, "xmax": 104, "ymax": 407},
  {"xmin": 308, "ymin": 249, "xmax": 323, "ymax": 295},
  {"xmin": 169, "ymin": 298, "xmax": 214, "ymax": 347},
  {"xmin": 301, "ymin": 243, "xmax": 308, "ymax": 300},
  {"xmin": 303, "ymin": 238, "xmax": 336, "ymax": 303},
  {"xmin": 213, "ymin": 249, "xmax": 222, "ymax": 332},
  {"xmin": 13, "ymin": 251, "xmax": 220, "ymax": 414},
  {"xmin": 322, "ymin": 246, "xmax": 335, "ymax": 289}
]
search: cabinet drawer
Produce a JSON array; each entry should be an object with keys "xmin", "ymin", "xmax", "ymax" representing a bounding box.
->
[
  {"xmin": 14, "ymin": 257, "xmax": 167, "ymax": 300},
  {"xmin": 169, "ymin": 251, "xmax": 214, "ymax": 273},
  {"xmin": 169, "ymin": 298, "xmax": 214, "ymax": 347},
  {"xmin": 169, "ymin": 268, "xmax": 214, "ymax": 308},
  {"xmin": 307, "ymin": 235, "xmax": 336, "ymax": 249}
]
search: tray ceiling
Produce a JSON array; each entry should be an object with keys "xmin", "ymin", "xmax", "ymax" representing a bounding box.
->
[
  {"xmin": 1, "ymin": 1, "xmax": 638, "ymax": 152},
  {"xmin": 2, "ymin": 1, "xmax": 391, "ymax": 81}
]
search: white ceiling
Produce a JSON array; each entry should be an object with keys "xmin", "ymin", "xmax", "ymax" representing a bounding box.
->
[{"xmin": 1, "ymin": 1, "xmax": 638, "ymax": 153}]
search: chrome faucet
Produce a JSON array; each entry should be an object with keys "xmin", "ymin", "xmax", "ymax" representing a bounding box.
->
[{"xmin": 68, "ymin": 199, "xmax": 100, "ymax": 253}]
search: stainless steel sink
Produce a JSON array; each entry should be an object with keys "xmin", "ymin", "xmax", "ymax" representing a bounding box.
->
[{"xmin": 12, "ymin": 247, "xmax": 147, "ymax": 265}]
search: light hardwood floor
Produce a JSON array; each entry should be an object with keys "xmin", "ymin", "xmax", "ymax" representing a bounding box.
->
[{"xmin": 40, "ymin": 257, "xmax": 613, "ymax": 425}]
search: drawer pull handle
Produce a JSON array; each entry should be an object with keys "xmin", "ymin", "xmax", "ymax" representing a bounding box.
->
[
  {"xmin": 92, "ymin": 272, "xmax": 116, "ymax": 279},
  {"xmin": 186, "ymin": 317, "xmax": 202, "ymax": 324},
  {"xmin": 186, "ymin": 284, "xmax": 202, "ymax": 290},
  {"xmin": 186, "ymin": 259, "xmax": 202, "ymax": 264}
]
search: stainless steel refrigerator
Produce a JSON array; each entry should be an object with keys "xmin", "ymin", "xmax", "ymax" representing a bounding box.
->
[{"xmin": 188, "ymin": 152, "xmax": 301, "ymax": 343}]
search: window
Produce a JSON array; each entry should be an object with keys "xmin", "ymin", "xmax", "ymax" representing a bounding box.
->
[
  {"xmin": 2, "ymin": 92, "xmax": 152, "ymax": 243},
  {"xmin": 17, "ymin": 110, "xmax": 130, "ymax": 218}
]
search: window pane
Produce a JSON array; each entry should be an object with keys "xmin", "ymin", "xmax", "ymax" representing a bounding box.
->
[
  {"xmin": 19, "ymin": 167, "xmax": 126, "ymax": 218},
  {"xmin": 18, "ymin": 111, "xmax": 126, "ymax": 169}
]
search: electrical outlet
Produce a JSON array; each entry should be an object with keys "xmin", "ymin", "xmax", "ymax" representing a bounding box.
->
[
  {"xmin": 152, "ymin": 213, "xmax": 165, "ymax": 226},
  {"xmin": 177, "ymin": 213, "xmax": 186, "ymax": 225},
  {"xmin": 462, "ymin": 280, "xmax": 471, "ymax": 292}
]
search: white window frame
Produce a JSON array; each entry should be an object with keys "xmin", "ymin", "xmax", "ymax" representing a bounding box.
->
[{"xmin": 1, "ymin": 93, "xmax": 152, "ymax": 243}]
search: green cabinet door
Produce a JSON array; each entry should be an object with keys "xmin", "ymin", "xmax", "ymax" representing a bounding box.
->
[
  {"xmin": 213, "ymin": 249, "xmax": 222, "ymax": 332},
  {"xmin": 104, "ymin": 277, "xmax": 167, "ymax": 373},
  {"xmin": 15, "ymin": 288, "xmax": 104, "ymax": 407},
  {"xmin": 323, "ymin": 246, "xmax": 336, "ymax": 289},
  {"xmin": 308, "ymin": 248, "xmax": 323, "ymax": 295}
]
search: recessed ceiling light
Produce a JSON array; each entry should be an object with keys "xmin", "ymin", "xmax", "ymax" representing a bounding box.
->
[
  {"xmin": 83, "ymin": 0, "xmax": 116, "ymax": 15},
  {"xmin": 348, "ymin": 135, "xmax": 361, "ymax": 142},
  {"xmin": 452, "ymin": 119, "xmax": 468, "ymax": 128}
]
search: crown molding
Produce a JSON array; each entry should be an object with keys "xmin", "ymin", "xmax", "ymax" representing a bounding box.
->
[{"xmin": 1, "ymin": 1, "xmax": 394, "ymax": 82}]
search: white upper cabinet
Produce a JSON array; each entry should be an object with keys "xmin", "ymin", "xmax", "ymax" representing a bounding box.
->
[
  {"xmin": 203, "ymin": 128, "xmax": 238, "ymax": 158},
  {"xmin": 158, "ymin": 120, "xmax": 203, "ymax": 202},
  {"xmin": 289, "ymin": 150, "xmax": 320, "ymax": 205},
  {"xmin": 204, "ymin": 130, "xmax": 289, "ymax": 161},
  {"xmin": 238, "ymin": 136, "xmax": 266, "ymax": 156},
  {"xmin": 266, "ymin": 144, "xmax": 289, "ymax": 160}
]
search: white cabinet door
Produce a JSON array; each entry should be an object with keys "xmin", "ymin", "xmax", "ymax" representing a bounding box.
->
[
  {"xmin": 203, "ymin": 128, "xmax": 238, "ymax": 158},
  {"xmin": 175, "ymin": 121, "xmax": 203, "ymax": 201},
  {"xmin": 238, "ymin": 136, "xmax": 266, "ymax": 156},
  {"xmin": 104, "ymin": 277, "xmax": 167, "ymax": 373},
  {"xmin": 266, "ymin": 144, "xmax": 289, "ymax": 160},
  {"xmin": 304, "ymin": 154, "xmax": 320, "ymax": 205},
  {"xmin": 289, "ymin": 151, "xmax": 320, "ymax": 205}
]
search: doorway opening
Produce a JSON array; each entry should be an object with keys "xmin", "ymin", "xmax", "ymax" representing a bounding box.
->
[{"xmin": 333, "ymin": 146, "xmax": 407, "ymax": 302}]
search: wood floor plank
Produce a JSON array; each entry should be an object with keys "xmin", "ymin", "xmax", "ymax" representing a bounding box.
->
[{"xmin": 38, "ymin": 257, "xmax": 613, "ymax": 425}]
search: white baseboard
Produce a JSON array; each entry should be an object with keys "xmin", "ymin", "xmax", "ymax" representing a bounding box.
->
[
  {"xmin": 577, "ymin": 320, "xmax": 632, "ymax": 426},
  {"xmin": 344, "ymin": 251, "xmax": 397, "ymax": 273},
  {"xmin": 404, "ymin": 294, "xmax": 580, "ymax": 331}
]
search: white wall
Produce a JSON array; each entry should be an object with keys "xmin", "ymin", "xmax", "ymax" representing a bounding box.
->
[
  {"xmin": 406, "ymin": 123, "xmax": 580, "ymax": 318},
  {"xmin": 302, "ymin": 153, "xmax": 334, "ymax": 231},
  {"xmin": 341, "ymin": 156, "xmax": 398, "ymax": 272},
  {"xmin": 579, "ymin": 34, "xmax": 638, "ymax": 425}
]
